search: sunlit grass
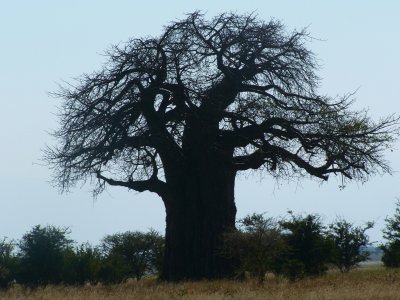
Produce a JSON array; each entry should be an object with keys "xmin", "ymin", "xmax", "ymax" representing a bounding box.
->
[{"xmin": 1, "ymin": 266, "xmax": 399, "ymax": 300}]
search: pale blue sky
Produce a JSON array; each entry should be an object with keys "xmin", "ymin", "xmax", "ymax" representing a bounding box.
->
[{"xmin": 0, "ymin": 1, "xmax": 399, "ymax": 244}]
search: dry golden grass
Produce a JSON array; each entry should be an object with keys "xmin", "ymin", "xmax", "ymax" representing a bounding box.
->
[{"xmin": 1, "ymin": 267, "xmax": 400, "ymax": 300}]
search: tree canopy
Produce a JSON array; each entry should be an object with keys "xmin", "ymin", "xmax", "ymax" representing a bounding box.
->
[{"xmin": 47, "ymin": 11, "xmax": 397, "ymax": 197}]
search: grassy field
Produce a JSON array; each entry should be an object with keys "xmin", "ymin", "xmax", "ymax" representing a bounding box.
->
[{"xmin": 1, "ymin": 267, "xmax": 400, "ymax": 300}]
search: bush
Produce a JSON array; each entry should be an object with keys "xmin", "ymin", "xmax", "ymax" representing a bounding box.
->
[
  {"xmin": 277, "ymin": 213, "xmax": 334, "ymax": 279},
  {"xmin": 381, "ymin": 240, "xmax": 400, "ymax": 267},
  {"xmin": 328, "ymin": 218, "xmax": 373, "ymax": 272},
  {"xmin": 279, "ymin": 259, "xmax": 305, "ymax": 282},
  {"xmin": 383, "ymin": 200, "xmax": 400, "ymax": 242},
  {"xmin": 62, "ymin": 243, "xmax": 103, "ymax": 285},
  {"xmin": 381, "ymin": 200, "xmax": 400, "ymax": 267},
  {"xmin": 223, "ymin": 213, "xmax": 285, "ymax": 282},
  {"xmin": 17, "ymin": 225, "xmax": 73, "ymax": 286},
  {"xmin": 0, "ymin": 238, "xmax": 18, "ymax": 289},
  {"xmin": 101, "ymin": 229, "xmax": 164, "ymax": 281}
]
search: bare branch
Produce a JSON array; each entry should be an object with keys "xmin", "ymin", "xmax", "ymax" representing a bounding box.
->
[
  {"xmin": 46, "ymin": 11, "xmax": 399, "ymax": 197},
  {"xmin": 96, "ymin": 172, "xmax": 169, "ymax": 198}
]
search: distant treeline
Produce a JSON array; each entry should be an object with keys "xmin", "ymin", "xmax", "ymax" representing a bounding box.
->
[{"xmin": 1, "ymin": 204, "xmax": 400, "ymax": 287}]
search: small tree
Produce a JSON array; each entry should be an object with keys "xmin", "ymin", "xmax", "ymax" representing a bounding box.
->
[
  {"xmin": 382, "ymin": 240, "xmax": 400, "ymax": 268},
  {"xmin": 381, "ymin": 200, "xmax": 400, "ymax": 267},
  {"xmin": 223, "ymin": 213, "xmax": 285, "ymax": 282},
  {"xmin": 101, "ymin": 230, "xmax": 164, "ymax": 281},
  {"xmin": 383, "ymin": 199, "xmax": 400, "ymax": 242},
  {"xmin": 63, "ymin": 243, "xmax": 103, "ymax": 285},
  {"xmin": 0, "ymin": 238, "xmax": 18, "ymax": 289},
  {"xmin": 17, "ymin": 225, "xmax": 73, "ymax": 286},
  {"xmin": 328, "ymin": 218, "xmax": 373, "ymax": 272},
  {"xmin": 278, "ymin": 213, "xmax": 334, "ymax": 279}
]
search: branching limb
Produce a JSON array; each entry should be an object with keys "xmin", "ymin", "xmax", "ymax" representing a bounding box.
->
[{"xmin": 96, "ymin": 172, "xmax": 169, "ymax": 198}]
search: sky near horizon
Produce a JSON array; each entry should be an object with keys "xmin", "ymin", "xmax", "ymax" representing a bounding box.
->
[{"xmin": 0, "ymin": 1, "xmax": 399, "ymax": 245}]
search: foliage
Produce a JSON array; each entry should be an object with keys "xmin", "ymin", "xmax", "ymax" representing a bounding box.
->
[
  {"xmin": 277, "ymin": 213, "xmax": 334, "ymax": 280},
  {"xmin": 223, "ymin": 213, "xmax": 285, "ymax": 282},
  {"xmin": 17, "ymin": 225, "xmax": 73, "ymax": 286},
  {"xmin": 62, "ymin": 243, "xmax": 103, "ymax": 285},
  {"xmin": 381, "ymin": 200, "xmax": 400, "ymax": 267},
  {"xmin": 383, "ymin": 199, "xmax": 400, "ymax": 242},
  {"xmin": 0, "ymin": 227, "xmax": 165, "ymax": 287},
  {"xmin": 101, "ymin": 230, "xmax": 164, "ymax": 281},
  {"xmin": 381, "ymin": 240, "xmax": 400, "ymax": 268},
  {"xmin": 328, "ymin": 218, "xmax": 373, "ymax": 272},
  {"xmin": 0, "ymin": 238, "xmax": 18, "ymax": 289}
]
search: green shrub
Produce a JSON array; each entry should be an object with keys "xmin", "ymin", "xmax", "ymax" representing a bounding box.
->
[
  {"xmin": 381, "ymin": 240, "xmax": 400, "ymax": 267},
  {"xmin": 101, "ymin": 229, "xmax": 164, "ymax": 281},
  {"xmin": 278, "ymin": 213, "xmax": 334, "ymax": 279},
  {"xmin": 280, "ymin": 259, "xmax": 305, "ymax": 282},
  {"xmin": 381, "ymin": 200, "xmax": 400, "ymax": 268},
  {"xmin": 328, "ymin": 218, "xmax": 373, "ymax": 272},
  {"xmin": 223, "ymin": 213, "xmax": 285, "ymax": 282},
  {"xmin": 383, "ymin": 200, "xmax": 400, "ymax": 242},
  {"xmin": 17, "ymin": 225, "xmax": 73, "ymax": 286},
  {"xmin": 62, "ymin": 243, "xmax": 103, "ymax": 285},
  {"xmin": 0, "ymin": 238, "xmax": 18, "ymax": 289}
]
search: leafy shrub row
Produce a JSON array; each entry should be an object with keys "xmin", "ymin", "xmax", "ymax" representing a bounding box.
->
[
  {"xmin": 223, "ymin": 212, "xmax": 373, "ymax": 282},
  {"xmin": 0, "ymin": 226, "xmax": 163, "ymax": 288},
  {"xmin": 2, "ymin": 202, "xmax": 400, "ymax": 288}
]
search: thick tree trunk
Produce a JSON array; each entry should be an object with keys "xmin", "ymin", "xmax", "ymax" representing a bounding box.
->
[{"xmin": 160, "ymin": 164, "xmax": 237, "ymax": 281}]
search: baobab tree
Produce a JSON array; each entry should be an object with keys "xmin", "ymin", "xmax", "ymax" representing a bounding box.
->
[{"xmin": 46, "ymin": 12, "xmax": 398, "ymax": 280}]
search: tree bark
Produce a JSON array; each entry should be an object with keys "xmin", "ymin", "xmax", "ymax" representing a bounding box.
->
[{"xmin": 160, "ymin": 162, "xmax": 237, "ymax": 281}]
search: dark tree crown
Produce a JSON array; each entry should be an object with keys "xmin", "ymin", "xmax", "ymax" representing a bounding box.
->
[
  {"xmin": 46, "ymin": 11, "xmax": 399, "ymax": 197},
  {"xmin": 383, "ymin": 200, "xmax": 400, "ymax": 242}
]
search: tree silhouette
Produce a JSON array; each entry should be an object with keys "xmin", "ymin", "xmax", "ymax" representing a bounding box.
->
[
  {"xmin": 17, "ymin": 225, "xmax": 73, "ymax": 286},
  {"xmin": 279, "ymin": 213, "xmax": 333, "ymax": 278},
  {"xmin": 223, "ymin": 214, "xmax": 285, "ymax": 282},
  {"xmin": 46, "ymin": 12, "xmax": 398, "ymax": 280},
  {"xmin": 328, "ymin": 218, "xmax": 373, "ymax": 272},
  {"xmin": 101, "ymin": 230, "xmax": 164, "ymax": 281},
  {"xmin": 381, "ymin": 200, "xmax": 400, "ymax": 267}
]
